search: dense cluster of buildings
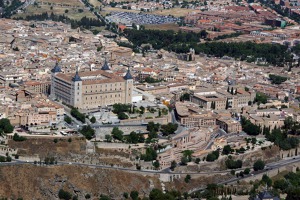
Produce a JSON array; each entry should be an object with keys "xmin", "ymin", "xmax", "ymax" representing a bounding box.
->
[
  {"xmin": 1, "ymin": 15, "xmax": 300, "ymax": 170},
  {"xmin": 182, "ymin": 2, "xmax": 300, "ymax": 46}
]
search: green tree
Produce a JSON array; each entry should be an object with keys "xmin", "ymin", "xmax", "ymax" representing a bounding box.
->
[
  {"xmin": 225, "ymin": 158, "xmax": 243, "ymax": 169},
  {"xmin": 90, "ymin": 116, "xmax": 96, "ymax": 123},
  {"xmin": 244, "ymin": 168, "xmax": 250, "ymax": 175},
  {"xmin": 99, "ymin": 195, "xmax": 111, "ymax": 200},
  {"xmin": 140, "ymin": 106, "xmax": 145, "ymax": 114},
  {"xmin": 58, "ymin": 189, "xmax": 72, "ymax": 200},
  {"xmin": 105, "ymin": 134, "xmax": 112, "ymax": 142},
  {"xmin": 269, "ymin": 74, "xmax": 288, "ymax": 84},
  {"xmin": 118, "ymin": 112, "xmax": 128, "ymax": 120},
  {"xmin": 161, "ymin": 123, "xmax": 178, "ymax": 136},
  {"xmin": 147, "ymin": 122, "xmax": 160, "ymax": 132},
  {"xmin": 181, "ymin": 156, "xmax": 189, "ymax": 165},
  {"xmin": 0, "ymin": 118, "xmax": 14, "ymax": 134},
  {"xmin": 112, "ymin": 103, "xmax": 131, "ymax": 114},
  {"xmin": 261, "ymin": 174, "xmax": 272, "ymax": 187},
  {"xmin": 170, "ymin": 160, "xmax": 177, "ymax": 171},
  {"xmin": 153, "ymin": 160, "xmax": 160, "ymax": 169},
  {"xmin": 253, "ymin": 159, "xmax": 265, "ymax": 171},
  {"xmin": 206, "ymin": 151, "xmax": 219, "ymax": 162},
  {"xmin": 254, "ymin": 92, "xmax": 268, "ymax": 104},
  {"xmin": 184, "ymin": 174, "xmax": 191, "ymax": 183},
  {"xmin": 182, "ymin": 150, "xmax": 193, "ymax": 161},
  {"xmin": 149, "ymin": 189, "xmax": 165, "ymax": 200},
  {"xmin": 70, "ymin": 108, "xmax": 85, "ymax": 123},
  {"xmin": 80, "ymin": 125, "xmax": 95, "ymax": 140},
  {"xmin": 130, "ymin": 191, "xmax": 139, "ymax": 200},
  {"xmin": 13, "ymin": 133, "xmax": 26, "ymax": 142},
  {"xmin": 126, "ymin": 131, "xmax": 139, "ymax": 144},
  {"xmin": 273, "ymin": 179, "xmax": 288, "ymax": 191},
  {"xmin": 6, "ymin": 156, "xmax": 12, "ymax": 162},
  {"xmin": 64, "ymin": 116, "xmax": 72, "ymax": 124},
  {"xmin": 225, "ymin": 99, "xmax": 229, "ymax": 110},
  {"xmin": 222, "ymin": 145, "xmax": 233, "ymax": 155},
  {"xmin": 123, "ymin": 192, "xmax": 129, "ymax": 199},
  {"xmin": 111, "ymin": 127, "xmax": 123, "ymax": 141},
  {"xmin": 286, "ymin": 187, "xmax": 300, "ymax": 200},
  {"xmin": 140, "ymin": 147, "xmax": 157, "ymax": 161},
  {"xmin": 241, "ymin": 116, "xmax": 260, "ymax": 136}
]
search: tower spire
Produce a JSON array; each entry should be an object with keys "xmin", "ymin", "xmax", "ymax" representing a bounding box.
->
[
  {"xmin": 72, "ymin": 66, "xmax": 82, "ymax": 82},
  {"xmin": 124, "ymin": 66, "xmax": 133, "ymax": 80},
  {"xmin": 101, "ymin": 58, "xmax": 110, "ymax": 70}
]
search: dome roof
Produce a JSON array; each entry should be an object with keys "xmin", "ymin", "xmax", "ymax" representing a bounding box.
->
[
  {"xmin": 124, "ymin": 67, "xmax": 133, "ymax": 80},
  {"xmin": 72, "ymin": 71, "xmax": 82, "ymax": 82},
  {"xmin": 51, "ymin": 62, "xmax": 62, "ymax": 73},
  {"xmin": 101, "ymin": 59, "xmax": 110, "ymax": 70}
]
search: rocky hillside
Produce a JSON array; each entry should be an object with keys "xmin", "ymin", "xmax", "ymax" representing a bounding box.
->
[
  {"xmin": 0, "ymin": 165, "xmax": 159, "ymax": 200},
  {"xmin": 8, "ymin": 137, "xmax": 86, "ymax": 158}
]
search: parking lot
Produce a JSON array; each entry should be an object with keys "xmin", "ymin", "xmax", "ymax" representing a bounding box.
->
[{"xmin": 106, "ymin": 12, "xmax": 178, "ymax": 25}]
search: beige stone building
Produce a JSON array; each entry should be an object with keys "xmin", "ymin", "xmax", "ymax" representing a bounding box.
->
[
  {"xmin": 9, "ymin": 100, "xmax": 64, "ymax": 126},
  {"xmin": 190, "ymin": 87, "xmax": 256, "ymax": 111},
  {"xmin": 23, "ymin": 81, "xmax": 51, "ymax": 95},
  {"xmin": 175, "ymin": 102, "xmax": 216, "ymax": 128},
  {"xmin": 157, "ymin": 127, "xmax": 217, "ymax": 167},
  {"xmin": 217, "ymin": 117, "xmax": 242, "ymax": 133},
  {"xmin": 50, "ymin": 62, "xmax": 133, "ymax": 109}
]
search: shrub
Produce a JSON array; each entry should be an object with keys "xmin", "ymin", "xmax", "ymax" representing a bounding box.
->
[{"xmin": 13, "ymin": 133, "xmax": 26, "ymax": 142}]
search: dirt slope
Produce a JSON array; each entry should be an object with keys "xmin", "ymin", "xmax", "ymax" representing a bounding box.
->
[{"xmin": 0, "ymin": 165, "xmax": 158, "ymax": 200}]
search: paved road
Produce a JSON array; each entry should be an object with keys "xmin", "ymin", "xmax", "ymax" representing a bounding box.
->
[
  {"xmin": 189, "ymin": 155, "xmax": 300, "ymax": 194},
  {"xmin": 3, "ymin": 155, "xmax": 300, "ymax": 176}
]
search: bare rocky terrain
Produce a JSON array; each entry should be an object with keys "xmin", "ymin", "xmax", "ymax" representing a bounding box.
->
[{"xmin": 0, "ymin": 165, "xmax": 159, "ymax": 199}]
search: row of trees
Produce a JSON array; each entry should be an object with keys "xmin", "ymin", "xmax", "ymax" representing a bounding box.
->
[
  {"xmin": 273, "ymin": 170, "xmax": 300, "ymax": 200},
  {"xmin": 265, "ymin": 128, "xmax": 299, "ymax": 150},
  {"xmin": 58, "ymin": 188, "xmax": 191, "ymax": 200},
  {"xmin": 241, "ymin": 116, "xmax": 260, "ymax": 136},
  {"xmin": 147, "ymin": 122, "xmax": 178, "ymax": 136},
  {"xmin": 168, "ymin": 41, "xmax": 293, "ymax": 67},
  {"xmin": 225, "ymin": 156, "xmax": 243, "ymax": 169},
  {"xmin": 241, "ymin": 116, "xmax": 299, "ymax": 150},
  {"xmin": 124, "ymin": 29, "xmax": 206, "ymax": 50},
  {"xmin": 0, "ymin": 155, "xmax": 12, "ymax": 162},
  {"xmin": 70, "ymin": 108, "xmax": 85, "ymax": 123},
  {"xmin": 107, "ymin": 121, "xmax": 177, "ymax": 145},
  {"xmin": 108, "ymin": 127, "xmax": 145, "ymax": 144}
]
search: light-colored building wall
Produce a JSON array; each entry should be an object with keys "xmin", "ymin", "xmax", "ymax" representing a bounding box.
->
[{"xmin": 51, "ymin": 68, "xmax": 133, "ymax": 109}]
